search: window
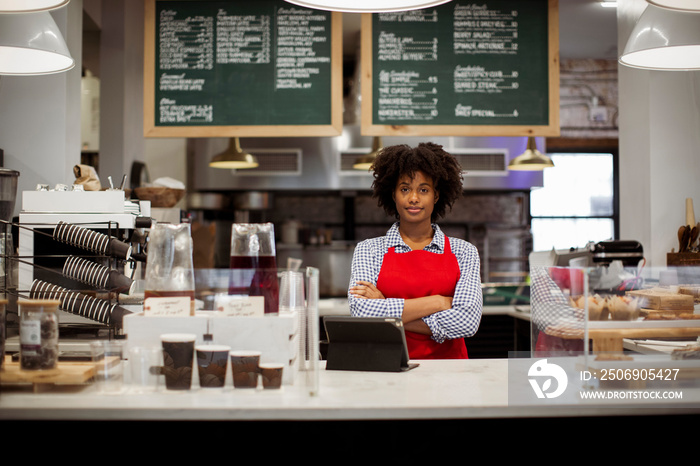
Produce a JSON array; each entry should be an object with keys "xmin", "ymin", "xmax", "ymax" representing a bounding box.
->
[{"xmin": 530, "ymin": 151, "xmax": 617, "ymax": 252}]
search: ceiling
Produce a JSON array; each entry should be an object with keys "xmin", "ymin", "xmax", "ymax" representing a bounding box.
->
[
  {"xmin": 557, "ymin": 0, "xmax": 618, "ymax": 59},
  {"xmin": 342, "ymin": 0, "xmax": 620, "ymax": 60}
]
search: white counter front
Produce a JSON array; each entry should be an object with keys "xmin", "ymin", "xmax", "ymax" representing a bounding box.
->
[{"xmin": 1, "ymin": 358, "xmax": 697, "ymax": 421}]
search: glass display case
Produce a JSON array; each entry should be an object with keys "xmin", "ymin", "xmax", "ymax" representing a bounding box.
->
[
  {"xmin": 528, "ymin": 264, "xmax": 700, "ymax": 399},
  {"xmin": 530, "ymin": 264, "xmax": 700, "ymax": 358}
]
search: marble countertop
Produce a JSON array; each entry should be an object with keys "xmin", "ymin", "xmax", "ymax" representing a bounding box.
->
[{"xmin": 1, "ymin": 358, "xmax": 696, "ymax": 421}]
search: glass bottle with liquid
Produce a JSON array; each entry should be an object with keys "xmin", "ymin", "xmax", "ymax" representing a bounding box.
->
[{"xmin": 229, "ymin": 223, "xmax": 279, "ymax": 315}]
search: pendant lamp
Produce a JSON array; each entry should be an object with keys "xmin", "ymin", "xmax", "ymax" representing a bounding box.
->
[
  {"xmin": 283, "ymin": 0, "xmax": 452, "ymax": 13},
  {"xmin": 0, "ymin": 0, "xmax": 69, "ymax": 12},
  {"xmin": 353, "ymin": 136, "xmax": 383, "ymax": 171},
  {"xmin": 647, "ymin": 0, "xmax": 700, "ymax": 11},
  {"xmin": 619, "ymin": 2, "xmax": 700, "ymax": 71},
  {"xmin": 0, "ymin": 11, "xmax": 74, "ymax": 75},
  {"xmin": 209, "ymin": 138, "xmax": 259, "ymax": 169},
  {"xmin": 507, "ymin": 137, "xmax": 554, "ymax": 171}
]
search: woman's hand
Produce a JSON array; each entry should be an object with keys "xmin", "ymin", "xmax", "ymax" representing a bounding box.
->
[
  {"xmin": 401, "ymin": 295, "xmax": 452, "ymax": 324},
  {"xmin": 349, "ymin": 281, "xmax": 385, "ymax": 300}
]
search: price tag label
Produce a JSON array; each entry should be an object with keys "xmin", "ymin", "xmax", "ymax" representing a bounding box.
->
[
  {"xmin": 144, "ymin": 296, "xmax": 192, "ymax": 317},
  {"xmin": 216, "ymin": 296, "xmax": 265, "ymax": 317}
]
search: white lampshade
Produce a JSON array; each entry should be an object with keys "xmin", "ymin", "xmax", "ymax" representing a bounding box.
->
[
  {"xmin": 283, "ymin": 0, "xmax": 452, "ymax": 13},
  {"xmin": 0, "ymin": 11, "xmax": 75, "ymax": 75},
  {"xmin": 0, "ymin": 0, "xmax": 69, "ymax": 13},
  {"xmin": 619, "ymin": 3, "xmax": 700, "ymax": 70},
  {"xmin": 647, "ymin": 0, "xmax": 700, "ymax": 12}
]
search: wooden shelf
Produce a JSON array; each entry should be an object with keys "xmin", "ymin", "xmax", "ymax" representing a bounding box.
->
[{"xmin": 551, "ymin": 326, "xmax": 700, "ymax": 353}]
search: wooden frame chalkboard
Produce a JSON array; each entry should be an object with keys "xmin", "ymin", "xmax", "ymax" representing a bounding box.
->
[
  {"xmin": 144, "ymin": 0, "xmax": 342, "ymax": 137},
  {"xmin": 361, "ymin": 0, "xmax": 560, "ymax": 137}
]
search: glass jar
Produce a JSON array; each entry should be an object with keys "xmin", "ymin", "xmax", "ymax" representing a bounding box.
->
[
  {"xmin": 229, "ymin": 223, "xmax": 279, "ymax": 315},
  {"xmin": 19, "ymin": 299, "xmax": 60, "ymax": 371},
  {"xmin": 144, "ymin": 223, "xmax": 195, "ymax": 316},
  {"xmin": 0, "ymin": 299, "xmax": 7, "ymax": 369}
]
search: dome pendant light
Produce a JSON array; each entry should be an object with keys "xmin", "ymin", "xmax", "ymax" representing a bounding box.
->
[
  {"xmin": 647, "ymin": 0, "xmax": 700, "ymax": 12},
  {"xmin": 0, "ymin": 11, "xmax": 75, "ymax": 75},
  {"xmin": 619, "ymin": 2, "xmax": 700, "ymax": 71},
  {"xmin": 0, "ymin": 0, "xmax": 70, "ymax": 13},
  {"xmin": 508, "ymin": 137, "xmax": 554, "ymax": 171},
  {"xmin": 353, "ymin": 136, "xmax": 383, "ymax": 171},
  {"xmin": 209, "ymin": 137, "xmax": 259, "ymax": 169},
  {"xmin": 283, "ymin": 0, "xmax": 452, "ymax": 13}
]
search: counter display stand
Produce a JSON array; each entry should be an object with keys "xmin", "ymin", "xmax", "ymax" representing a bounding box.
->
[
  {"xmin": 124, "ymin": 267, "xmax": 320, "ymax": 395},
  {"xmin": 530, "ymin": 265, "xmax": 700, "ymax": 389}
]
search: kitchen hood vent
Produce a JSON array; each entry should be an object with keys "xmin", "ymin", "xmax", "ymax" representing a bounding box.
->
[
  {"xmin": 339, "ymin": 149, "xmax": 373, "ymax": 175},
  {"xmin": 234, "ymin": 149, "xmax": 302, "ymax": 176},
  {"xmin": 339, "ymin": 148, "xmax": 508, "ymax": 176},
  {"xmin": 452, "ymin": 149, "xmax": 509, "ymax": 176}
]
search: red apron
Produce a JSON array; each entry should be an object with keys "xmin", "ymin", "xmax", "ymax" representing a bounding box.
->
[{"xmin": 376, "ymin": 236, "xmax": 468, "ymax": 359}]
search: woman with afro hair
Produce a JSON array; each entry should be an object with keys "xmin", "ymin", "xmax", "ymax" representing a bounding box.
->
[{"xmin": 348, "ymin": 142, "xmax": 482, "ymax": 359}]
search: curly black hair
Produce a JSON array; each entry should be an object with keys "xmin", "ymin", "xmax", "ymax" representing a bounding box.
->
[{"xmin": 370, "ymin": 142, "xmax": 463, "ymax": 221}]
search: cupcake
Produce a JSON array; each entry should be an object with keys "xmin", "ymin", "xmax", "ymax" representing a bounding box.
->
[
  {"xmin": 587, "ymin": 294, "xmax": 608, "ymax": 321},
  {"xmin": 573, "ymin": 294, "xmax": 608, "ymax": 321},
  {"xmin": 608, "ymin": 295, "xmax": 641, "ymax": 321}
]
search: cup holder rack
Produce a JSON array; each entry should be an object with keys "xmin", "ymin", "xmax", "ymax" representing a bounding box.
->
[{"xmin": 0, "ymin": 219, "xmax": 144, "ymax": 336}]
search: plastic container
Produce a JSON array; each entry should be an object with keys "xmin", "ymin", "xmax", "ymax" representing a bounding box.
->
[
  {"xmin": 0, "ymin": 299, "xmax": 7, "ymax": 369},
  {"xmin": 144, "ymin": 223, "xmax": 195, "ymax": 316},
  {"xmin": 19, "ymin": 299, "xmax": 60, "ymax": 370}
]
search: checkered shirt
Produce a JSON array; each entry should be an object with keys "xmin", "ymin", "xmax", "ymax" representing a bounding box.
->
[
  {"xmin": 530, "ymin": 266, "xmax": 583, "ymax": 332},
  {"xmin": 348, "ymin": 222, "xmax": 482, "ymax": 343}
]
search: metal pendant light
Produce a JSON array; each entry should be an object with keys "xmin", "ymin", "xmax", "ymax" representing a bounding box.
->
[
  {"xmin": 0, "ymin": 11, "xmax": 74, "ymax": 75},
  {"xmin": 209, "ymin": 137, "xmax": 259, "ymax": 169},
  {"xmin": 508, "ymin": 137, "xmax": 554, "ymax": 171},
  {"xmin": 353, "ymin": 136, "xmax": 383, "ymax": 171},
  {"xmin": 619, "ymin": 2, "xmax": 700, "ymax": 71}
]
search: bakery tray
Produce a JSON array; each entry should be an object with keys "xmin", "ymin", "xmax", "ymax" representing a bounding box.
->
[{"xmin": 0, "ymin": 355, "xmax": 97, "ymax": 392}]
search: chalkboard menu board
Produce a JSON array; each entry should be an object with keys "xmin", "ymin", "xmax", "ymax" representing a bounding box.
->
[
  {"xmin": 144, "ymin": 0, "xmax": 342, "ymax": 137},
  {"xmin": 361, "ymin": 0, "xmax": 560, "ymax": 137}
]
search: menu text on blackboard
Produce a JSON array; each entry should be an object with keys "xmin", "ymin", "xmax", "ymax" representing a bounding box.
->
[
  {"xmin": 361, "ymin": 0, "xmax": 560, "ymax": 137},
  {"xmin": 144, "ymin": 0, "xmax": 342, "ymax": 137}
]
